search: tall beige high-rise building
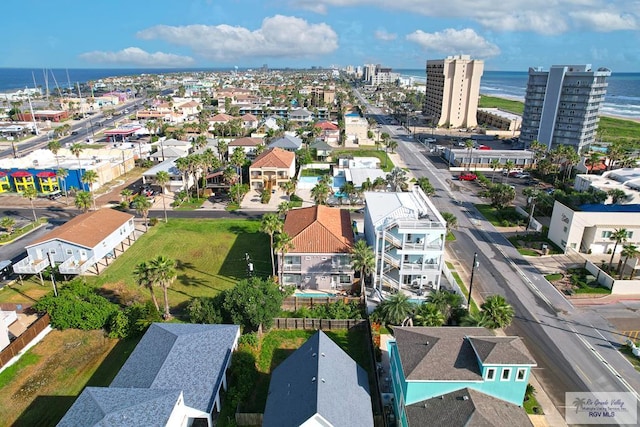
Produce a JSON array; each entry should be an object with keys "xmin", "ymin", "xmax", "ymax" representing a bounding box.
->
[{"xmin": 424, "ymin": 55, "xmax": 484, "ymax": 128}]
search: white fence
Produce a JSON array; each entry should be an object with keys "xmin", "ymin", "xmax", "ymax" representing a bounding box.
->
[
  {"xmin": 441, "ymin": 263, "xmax": 467, "ymax": 303},
  {"xmin": 514, "ymin": 206, "xmax": 542, "ymax": 232},
  {"xmin": 584, "ymin": 260, "xmax": 640, "ymax": 295}
]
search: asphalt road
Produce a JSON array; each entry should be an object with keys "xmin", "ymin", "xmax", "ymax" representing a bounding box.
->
[{"xmin": 356, "ymin": 87, "xmax": 640, "ymax": 417}]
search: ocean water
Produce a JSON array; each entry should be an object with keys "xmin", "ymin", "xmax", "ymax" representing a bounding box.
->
[{"xmin": 398, "ymin": 69, "xmax": 640, "ymax": 120}]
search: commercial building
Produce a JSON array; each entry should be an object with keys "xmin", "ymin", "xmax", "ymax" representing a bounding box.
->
[
  {"xmin": 364, "ymin": 187, "xmax": 447, "ymax": 293},
  {"xmin": 424, "ymin": 55, "xmax": 484, "ymax": 129},
  {"xmin": 519, "ymin": 64, "xmax": 610, "ymax": 152},
  {"xmin": 548, "ymin": 201, "xmax": 640, "ymax": 254}
]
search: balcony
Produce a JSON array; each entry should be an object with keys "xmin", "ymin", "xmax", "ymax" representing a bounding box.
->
[
  {"xmin": 331, "ymin": 263, "xmax": 353, "ymax": 272},
  {"xmin": 381, "ymin": 275, "xmax": 400, "ymax": 290},
  {"xmin": 383, "ymin": 253, "xmax": 401, "ymax": 268},
  {"xmin": 283, "ymin": 264, "xmax": 302, "ymax": 272},
  {"xmin": 384, "ymin": 233, "xmax": 402, "ymax": 248},
  {"xmin": 58, "ymin": 256, "xmax": 97, "ymax": 275},
  {"xmin": 12, "ymin": 257, "xmax": 49, "ymax": 274}
]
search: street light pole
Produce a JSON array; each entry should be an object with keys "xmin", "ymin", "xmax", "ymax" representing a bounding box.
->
[{"xmin": 468, "ymin": 252, "xmax": 479, "ymax": 309}]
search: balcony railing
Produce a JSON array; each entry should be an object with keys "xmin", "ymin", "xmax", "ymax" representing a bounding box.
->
[
  {"xmin": 382, "ymin": 275, "xmax": 400, "ymax": 289},
  {"xmin": 12, "ymin": 257, "xmax": 49, "ymax": 274},
  {"xmin": 396, "ymin": 220, "xmax": 444, "ymax": 230},
  {"xmin": 383, "ymin": 253, "xmax": 400, "ymax": 268},
  {"xmin": 58, "ymin": 256, "xmax": 97, "ymax": 275},
  {"xmin": 283, "ymin": 264, "xmax": 302, "ymax": 271},
  {"xmin": 384, "ymin": 233, "xmax": 402, "ymax": 248}
]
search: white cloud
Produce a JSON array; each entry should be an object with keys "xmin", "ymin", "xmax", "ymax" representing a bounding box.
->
[
  {"xmin": 570, "ymin": 11, "xmax": 639, "ymax": 31},
  {"xmin": 406, "ymin": 28, "xmax": 501, "ymax": 58},
  {"xmin": 375, "ymin": 29, "xmax": 397, "ymax": 41},
  {"xmin": 79, "ymin": 47, "xmax": 194, "ymax": 67},
  {"xmin": 137, "ymin": 15, "xmax": 339, "ymax": 61},
  {"xmin": 291, "ymin": 0, "xmax": 639, "ymax": 35}
]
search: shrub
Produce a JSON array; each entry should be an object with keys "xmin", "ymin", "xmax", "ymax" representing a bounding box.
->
[
  {"xmin": 149, "ymin": 217, "xmax": 159, "ymax": 226},
  {"xmin": 261, "ymin": 190, "xmax": 271, "ymax": 204},
  {"xmin": 188, "ymin": 295, "xmax": 224, "ymax": 324},
  {"xmin": 239, "ymin": 332, "xmax": 259, "ymax": 347},
  {"xmin": 34, "ymin": 280, "xmax": 117, "ymax": 331},
  {"xmin": 290, "ymin": 194, "xmax": 303, "ymax": 202},
  {"xmin": 107, "ymin": 311, "xmax": 130, "ymax": 338}
]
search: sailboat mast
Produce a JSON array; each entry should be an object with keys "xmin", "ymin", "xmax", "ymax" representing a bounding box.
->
[{"xmin": 76, "ymin": 82, "xmax": 85, "ymax": 118}]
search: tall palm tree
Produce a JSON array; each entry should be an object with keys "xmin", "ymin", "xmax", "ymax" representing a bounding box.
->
[
  {"xmin": 133, "ymin": 261, "xmax": 160, "ymax": 312},
  {"xmin": 22, "ymin": 187, "xmax": 38, "ymax": 223},
  {"xmin": 441, "ymin": 212, "xmax": 458, "ymax": 235},
  {"xmin": 502, "ymin": 160, "xmax": 515, "ymax": 183},
  {"xmin": 351, "ymin": 239, "xmax": 375, "ymax": 296},
  {"xmin": 81, "ymin": 170, "xmax": 99, "ymax": 210},
  {"xmin": 277, "ymin": 201, "xmax": 293, "ymax": 219},
  {"xmin": 489, "ymin": 159, "xmax": 501, "ymax": 183},
  {"xmin": 74, "ymin": 190, "xmax": 92, "ymax": 212},
  {"xmin": 155, "ymin": 170, "xmax": 170, "ymax": 223},
  {"xmin": 464, "ymin": 139, "xmax": 474, "ymax": 170},
  {"xmin": 149, "ymin": 255, "xmax": 176, "ymax": 319},
  {"xmin": 413, "ymin": 302, "xmax": 445, "ymax": 326},
  {"xmin": 609, "ymin": 228, "xmax": 628, "ymax": 270},
  {"xmin": 311, "ymin": 181, "xmax": 330, "ymax": 205},
  {"xmin": 480, "ymin": 295, "xmax": 515, "ymax": 329},
  {"xmin": 618, "ymin": 244, "xmax": 639, "ymax": 279},
  {"xmin": 274, "ymin": 231, "xmax": 294, "ymax": 285},
  {"xmin": 585, "ymin": 152, "xmax": 602, "ymax": 175},
  {"xmin": 69, "ymin": 143, "xmax": 84, "ymax": 170},
  {"xmin": 133, "ymin": 195, "xmax": 153, "ymax": 232},
  {"xmin": 56, "ymin": 168, "xmax": 68, "ymax": 204},
  {"xmin": 47, "ymin": 139, "xmax": 62, "ymax": 167},
  {"xmin": 261, "ymin": 213, "xmax": 283, "ymax": 278}
]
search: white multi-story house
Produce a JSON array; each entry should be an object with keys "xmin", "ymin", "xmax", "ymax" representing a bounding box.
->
[{"xmin": 364, "ymin": 187, "xmax": 447, "ymax": 293}]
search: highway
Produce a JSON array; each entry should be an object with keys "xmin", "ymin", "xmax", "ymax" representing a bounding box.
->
[{"xmin": 355, "ymin": 87, "xmax": 640, "ymax": 417}]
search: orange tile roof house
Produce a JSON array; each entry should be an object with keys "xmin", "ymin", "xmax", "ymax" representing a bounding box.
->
[
  {"xmin": 279, "ymin": 205, "xmax": 355, "ymax": 291},
  {"xmin": 12, "ymin": 209, "xmax": 136, "ymax": 276},
  {"xmin": 249, "ymin": 147, "xmax": 295, "ymax": 191}
]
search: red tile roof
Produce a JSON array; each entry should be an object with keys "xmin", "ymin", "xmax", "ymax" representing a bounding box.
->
[
  {"xmin": 283, "ymin": 205, "xmax": 354, "ymax": 254},
  {"xmin": 314, "ymin": 121, "xmax": 339, "ymax": 131},
  {"xmin": 241, "ymin": 113, "xmax": 258, "ymax": 121},
  {"xmin": 210, "ymin": 113, "xmax": 235, "ymax": 122},
  {"xmin": 251, "ymin": 147, "xmax": 295, "ymax": 169},
  {"xmin": 29, "ymin": 209, "xmax": 134, "ymax": 249}
]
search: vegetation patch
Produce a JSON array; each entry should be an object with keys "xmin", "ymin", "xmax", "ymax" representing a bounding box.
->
[
  {"xmin": 620, "ymin": 344, "xmax": 640, "ymax": 372},
  {"xmin": 0, "ymin": 218, "xmax": 49, "ymax": 244},
  {"xmin": 475, "ymin": 204, "xmax": 523, "ymax": 227},
  {"xmin": 173, "ymin": 197, "xmax": 206, "ymax": 211},
  {"xmin": 300, "ymin": 168, "xmax": 331, "ymax": 177},
  {"xmin": 333, "ymin": 149, "xmax": 394, "ymax": 172},
  {"xmin": 478, "ymin": 95, "xmax": 524, "ymax": 115},
  {"xmin": 544, "ymin": 273, "xmax": 563, "ymax": 282}
]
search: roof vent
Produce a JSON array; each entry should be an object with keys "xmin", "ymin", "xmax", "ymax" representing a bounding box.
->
[
  {"xmin": 321, "ymin": 378, "xmax": 325, "ymax": 383},
  {"xmin": 312, "ymin": 377, "xmax": 316, "ymax": 382},
  {"xmin": 312, "ymin": 353, "xmax": 317, "ymax": 358},
  {"xmin": 321, "ymin": 352, "xmax": 325, "ymax": 357},
  {"xmin": 462, "ymin": 395, "xmax": 469, "ymax": 401},
  {"xmin": 425, "ymin": 341, "xmax": 429, "ymax": 346}
]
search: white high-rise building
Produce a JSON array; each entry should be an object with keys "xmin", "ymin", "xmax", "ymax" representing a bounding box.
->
[
  {"xmin": 424, "ymin": 55, "xmax": 484, "ymax": 129},
  {"xmin": 519, "ymin": 64, "xmax": 611, "ymax": 152}
]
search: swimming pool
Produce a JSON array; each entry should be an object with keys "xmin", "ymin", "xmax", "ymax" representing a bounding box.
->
[
  {"xmin": 294, "ymin": 292, "xmax": 337, "ymax": 298},
  {"xmin": 299, "ymin": 176, "xmax": 320, "ymax": 185},
  {"xmin": 332, "ymin": 175, "xmax": 346, "ymax": 189}
]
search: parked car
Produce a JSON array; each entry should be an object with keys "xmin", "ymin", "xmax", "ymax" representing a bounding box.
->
[
  {"xmin": 515, "ymin": 172, "xmax": 531, "ymax": 179},
  {"xmin": 47, "ymin": 190, "xmax": 62, "ymax": 200},
  {"xmin": 503, "ymin": 168, "xmax": 523, "ymax": 176},
  {"xmin": 478, "ymin": 145, "xmax": 492, "ymax": 150},
  {"xmin": 459, "ymin": 172, "xmax": 477, "ymax": 181}
]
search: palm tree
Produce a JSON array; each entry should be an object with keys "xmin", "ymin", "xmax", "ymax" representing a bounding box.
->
[
  {"xmin": 74, "ymin": 190, "xmax": 92, "ymax": 212},
  {"xmin": 413, "ymin": 302, "xmax": 445, "ymax": 326},
  {"xmin": 81, "ymin": 170, "xmax": 99, "ymax": 210},
  {"xmin": 607, "ymin": 188, "xmax": 627, "ymax": 204},
  {"xmin": 277, "ymin": 201, "xmax": 293, "ymax": 218},
  {"xmin": 618, "ymin": 244, "xmax": 639, "ymax": 279},
  {"xmin": 133, "ymin": 261, "xmax": 160, "ymax": 312},
  {"xmin": 489, "ymin": 159, "xmax": 501, "ymax": 183},
  {"xmin": 69, "ymin": 143, "xmax": 84, "ymax": 170},
  {"xmin": 387, "ymin": 139, "xmax": 398, "ymax": 153},
  {"xmin": 261, "ymin": 213, "xmax": 283, "ymax": 278},
  {"xmin": 416, "ymin": 177, "xmax": 435, "ymax": 196},
  {"xmin": 585, "ymin": 152, "xmax": 602, "ymax": 175},
  {"xmin": 311, "ymin": 181, "xmax": 330, "ymax": 205},
  {"xmin": 464, "ymin": 139, "xmax": 474, "ymax": 170},
  {"xmin": 502, "ymin": 160, "xmax": 515, "ymax": 183},
  {"xmin": 440, "ymin": 212, "xmax": 458, "ymax": 234},
  {"xmin": 339, "ymin": 181, "xmax": 357, "ymax": 204},
  {"xmin": 351, "ymin": 239, "xmax": 375, "ymax": 296},
  {"xmin": 376, "ymin": 293, "xmax": 413, "ymax": 325},
  {"xmin": 22, "ymin": 187, "xmax": 38, "ymax": 223},
  {"xmin": 386, "ymin": 167, "xmax": 408, "ymax": 192},
  {"xmin": 47, "ymin": 139, "xmax": 62, "ymax": 167},
  {"xmin": 480, "ymin": 295, "xmax": 515, "ymax": 329},
  {"xmin": 274, "ymin": 232, "xmax": 294, "ymax": 285},
  {"xmin": 56, "ymin": 168, "xmax": 69, "ymax": 204},
  {"xmin": 1, "ymin": 217, "xmax": 16, "ymax": 234},
  {"xmin": 426, "ymin": 289, "xmax": 453, "ymax": 320},
  {"xmin": 460, "ymin": 311, "xmax": 490, "ymax": 327},
  {"xmin": 609, "ymin": 228, "xmax": 628, "ymax": 270},
  {"xmin": 149, "ymin": 255, "xmax": 176, "ymax": 319},
  {"xmin": 133, "ymin": 195, "xmax": 153, "ymax": 232},
  {"xmin": 155, "ymin": 170, "xmax": 170, "ymax": 223}
]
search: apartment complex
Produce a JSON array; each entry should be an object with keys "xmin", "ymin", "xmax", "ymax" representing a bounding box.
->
[
  {"xmin": 424, "ymin": 55, "xmax": 484, "ymax": 129},
  {"xmin": 519, "ymin": 64, "xmax": 610, "ymax": 152},
  {"xmin": 362, "ymin": 64, "xmax": 400, "ymax": 86},
  {"xmin": 364, "ymin": 187, "xmax": 447, "ymax": 293}
]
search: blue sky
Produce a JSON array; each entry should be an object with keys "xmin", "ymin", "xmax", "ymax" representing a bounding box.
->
[{"xmin": 1, "ymin": 0, "xmax": 638, "ymax": 71}]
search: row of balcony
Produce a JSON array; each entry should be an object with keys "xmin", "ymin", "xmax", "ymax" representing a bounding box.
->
[
  {"xmin": 282, "ymin": 263, "xmax": 353, "ymax": 272},
  {"xmin": 12, "ymin": 255, "xmax": 95, "ymax": 275}
]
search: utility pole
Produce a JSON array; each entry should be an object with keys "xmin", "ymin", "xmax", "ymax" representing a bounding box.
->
[{"xmin": 467, "ymin": 252, "xmax": 479, "ymax": 309}]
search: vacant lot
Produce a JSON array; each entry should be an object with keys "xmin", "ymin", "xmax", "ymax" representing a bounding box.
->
[
  {"xmin": 87, "ymin": 219, "xmax": 270, "ymax": 315},
  {"xmin": 0, "ymin": 329, "xmax": 139, "ymax": 427},
  {"xmin": 332, "ymin": 149, "xmax": 394, "ymax": 172}
]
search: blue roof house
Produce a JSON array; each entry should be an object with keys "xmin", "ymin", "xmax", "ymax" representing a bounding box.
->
[
  {"xmin": 388, "ymin": 327, "xmax": 536, "ymax": 427},
  {"xmin": 58, "ymin": 323, "xmax": 240, "ymax": 427},
  {"xmin": 263, "ymin": 330, "xmax": 374, "ymax": 427}
]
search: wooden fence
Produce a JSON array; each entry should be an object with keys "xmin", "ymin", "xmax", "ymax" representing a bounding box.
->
[
  {"xmin": 235, "ymin": 412, "xmax": 263, "ymax": 426},
  {"xmin": 0, "ymin": 313, "xmax": 50, "ymax": 369},
  {"xmin": 281, "ymin": 296, "xmax": 361, "ymax": 311},
  {"xmin": 271, "ymin": 317, "xmax": 367, "ymax": 330}
]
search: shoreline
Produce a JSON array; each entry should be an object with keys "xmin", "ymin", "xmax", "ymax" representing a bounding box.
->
[{"xmin": 482, "ymin": 93, "xmax": 640, "ymax": 124}]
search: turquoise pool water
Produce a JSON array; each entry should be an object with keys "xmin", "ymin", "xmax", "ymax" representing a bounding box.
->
[
  {"xmin": 294, "ymin": 292, "xmax": 337, "ymax": 298},
  {"xmin": 299, "ymin": 176, "xmax": 320, "ymax": 185}
]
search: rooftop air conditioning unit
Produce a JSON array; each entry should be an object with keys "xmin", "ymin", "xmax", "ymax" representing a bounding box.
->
[{"xmin": 33, "ymin": 160, "xmax": 39, "ymax": 165}]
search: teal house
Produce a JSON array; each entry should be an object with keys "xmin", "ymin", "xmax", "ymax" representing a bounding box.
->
[{"xmin": 388, "ymin": 327, "xmax": 536, "ymax": 427}]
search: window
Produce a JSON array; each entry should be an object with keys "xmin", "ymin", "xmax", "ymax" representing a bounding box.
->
[
  {"xmin": 563, "ymin": 226, "xmax": 568, "ymax": 232},
  {"xmin": 49, "ymin": 249, "xmax": 56, "ymax": 255},
  {"xmin": 516, "ymin": 368, "xmax": 527, "ymax": 381},
  {"xmin": 602, "ymin": 231, "xmax": 612, "ymax": 238},
  {"xmin": 628, "ymin": 232, "xmax": 634, "ymax": 239},
  {"xmin": 485, "ymin": 368, "xmax": 496, "ymax": 381},
  {"xmin": 501, "ymin": 368, "xmax": 511, "ymax": 381}
]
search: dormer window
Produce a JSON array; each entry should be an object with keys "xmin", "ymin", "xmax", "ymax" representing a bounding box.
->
[
  {"xmin": 516, "ymin": 368, "xmax": 527, "ymax": 381},
  {"xmin": 485, "ymin": 368, "xmax": 496, "ymax": 381},
  {"xmin": 501, "ymin": 368, "xmax": 511, "ymax": 381}
]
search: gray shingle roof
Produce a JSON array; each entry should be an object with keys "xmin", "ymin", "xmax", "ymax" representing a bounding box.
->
[
  {"xmin": 405, "ymin": 388, "xmax": 533, "ymax": 427},
  {"xmin": 468, "ymin": 336, "xmax": 537, "ymax": 365},
  {"xmin": 392, "ymin": 327, "xmax": 494, "ymax": 381},
  {"xmin": 57, "ymin": 387, "xmax": 182, "ymax": 427},
  {"xmin": 263, "ymin": 330, "xmax": 373, "ymax": 427},
  {"xmin": 268, "ymin": 134, "xmax": 302, "ymax": 150},
  {"xmin": 110, "ymin": 323, "xmax": 239, "ymax": 413}
]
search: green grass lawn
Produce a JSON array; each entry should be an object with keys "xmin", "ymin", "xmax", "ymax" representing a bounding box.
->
[
  {"xmin": 173, "ymin": 197, "xmax": 206, "ymax": 211},
  {"xmin": 0, "ymin": 218, "xmax": 48, "ymax": 245},
  {"xmin": 219, "ymin": 328, "xmax": 374, "ymax": 425},
  {"xmin": 574, "ymin": 285, "xmax": 611, "ymax": 294},
  {"xmin": 445, "ymin": 262, "xmax": 479, "ymax": 314},
  {"xmin": 544, "ymin": 273, "xmax": 563, "ymax": 281},
  {"xmin": 87, "ymin": 219, "xmax": 270, "ymax": 315},
  {"xmin": 479, "ymin": 95, "xmax": 524, "ymax": 115},
  {"xmin": 517, "ymin": 248, "xmax": 539, "ymax": 256},
  {"xmin": 620, "ymin": 345, "xmax": 640, "ymax": 372},
  {"xmin": 333, "ymin": 149, "xmax": 394, "ymax": 172},
  {"xmin": 300, "ymin": 168, "xmax": 331, "ymax": 177},
  {"xmin": 524, "ymin": 394, "xmax": 544, "ymax": 415}
]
